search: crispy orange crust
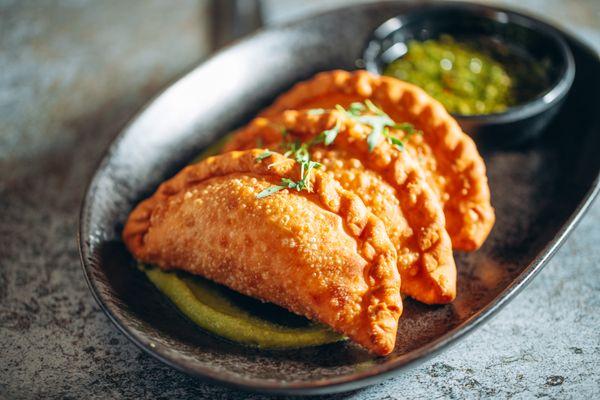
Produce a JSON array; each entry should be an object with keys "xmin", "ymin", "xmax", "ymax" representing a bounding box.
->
[
  {"xmin": 257, "ymin": 70, "xmax": 495, "ymax": 251},
  {"xmin": 224, "ymin": 111, "xmax": 457, "ymax": 304},
  {"xmin": 123, "ymin": 150, "xmax": 401, "ymax": 355}
]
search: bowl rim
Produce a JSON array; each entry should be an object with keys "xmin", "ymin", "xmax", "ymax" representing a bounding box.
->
[
  {"xmin": 362, "ymin": 1, "xmax": 576, "ymax": 122},
  {"xmin": 78, "ymin": 1, "xmax": 598, "ymax": 396}
]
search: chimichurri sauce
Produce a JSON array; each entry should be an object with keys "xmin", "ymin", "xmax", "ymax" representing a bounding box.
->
[{"xmin": 384, "ymin": 34, "xmax": 550, "ymax": 115}]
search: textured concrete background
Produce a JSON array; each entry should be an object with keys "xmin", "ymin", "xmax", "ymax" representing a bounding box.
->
[{"xmin": 1, "ymin": 0, "xmax": 599, "ymax": 399}]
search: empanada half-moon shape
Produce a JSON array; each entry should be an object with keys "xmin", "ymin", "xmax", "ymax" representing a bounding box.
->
[
  {"xmin": 257, "ymin": 70, "xmax": 495, "ymax": 251},
  {"xmin": 123, "ymin": 149, "xmax": 402, "ymax": 355},
  {"xmin": 224, "ymin": 111, "xmax": 457, "ymax": 304}
]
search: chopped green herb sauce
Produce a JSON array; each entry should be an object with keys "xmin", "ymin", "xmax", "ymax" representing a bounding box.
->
[{"xmin": 383, "ymin": 34, "xmax": 549, "ymax": 115}]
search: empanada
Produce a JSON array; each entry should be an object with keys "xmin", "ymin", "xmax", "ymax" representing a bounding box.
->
[
  {"xmin": 123, "ymin": 149, "xmax": 402, "ymax": 355},
  {"xmin": 224, "ymin": 110, "xmax": 457, "ymax": 304},
  {"xmin": 256, "ymin": 70, "xmax": 495, "ymax": 251}
]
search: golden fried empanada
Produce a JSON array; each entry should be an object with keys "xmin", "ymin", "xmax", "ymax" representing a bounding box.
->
[
  {"xmin": 256, "ymin": 70, "xmax": 495, "ymax": 251},
  {"xmin": 224, "ymin": 111, "xmax": 457, "ymax": 304},
  {"xmin": 123, "ymin": 149, "xmax": 401, "ymax": 355}
]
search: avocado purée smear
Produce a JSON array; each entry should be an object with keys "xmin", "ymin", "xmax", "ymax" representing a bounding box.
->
[
  {"xmin": 384, "ymin": 34, "xmax": 548, "ymax": 115},
  {"xmin": 143, "ymin": 266, "xmax": 343, "ymax": 349},
  {"xmin": 140, "ymin": 137, "xmax": 344, "ymax": 349}
]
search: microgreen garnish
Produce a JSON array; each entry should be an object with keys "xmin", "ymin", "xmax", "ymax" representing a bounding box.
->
[
  {"xmin": 366, "ymin": 124, "xmax": 383, "ymax": 151},
  {"xmin": 256, "ymin": 102, "xmax": 420, "ymax": 198},
  {"xmin": 337, "ymin": 101, "xmax": 421, "ymax": 152},
  {"xmin": 255, "ymin": 150, "xmax": 272, "ymax": 161},
  {"xmin": 256, "ymin": 185, "xmax": 286, "ymax": 199},
  {"xmin": 336, "ymin": 102, "xmax": 394, "ymax": 151},
  {"xmin": 347, "ymin": 102, "xmax": 366, "ymax": 116},
  {"xmin": 390, "ymin": 122, "xmax": 421, "ymax": 150},
  {"xmin": 365, "ymin": 99, "xmax": 385, "ymax": 115},
  {"xmin": 307, "ymin": 108, "xmax": 326, "ymax": 115},
  {"xmin": 255, "ymin": 139, "xmax": 323, "ymax": 199},
  {"xmin": 317, "ymin": 118, "xmax": 342, "ymax": 146},
  {"xmin": 384, "ymin": 128, "xmax": 406, "ymax": 150},
  {"xmin": 394, "ymin": 122, "xmax": 417, "ymax": 134}
]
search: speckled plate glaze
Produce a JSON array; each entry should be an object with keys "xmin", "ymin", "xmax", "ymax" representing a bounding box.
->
[{"xmin": 78, "ymin": 1, "xmax": 600, "ymax": 395}]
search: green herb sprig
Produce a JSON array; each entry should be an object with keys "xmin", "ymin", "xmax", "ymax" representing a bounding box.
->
[
  {"xmin": 255, "ymin": 101, "xmax": 419, "ymax": 198},
  {"xmin": 255, "ymin": 139, "xmax": 323, "ymax": 199},
  {"xmin": 336, "ymin": 100, "xmax": 421, "ymax": 151},
  {"xmin": 315, "ymin": 118, "xmax": 342, "ymax": 146},
  {"xmin": 255, "ymin": 150, "xmax": 273, "ymax": 161}
]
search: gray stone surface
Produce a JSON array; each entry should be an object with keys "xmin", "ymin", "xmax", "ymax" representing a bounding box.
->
[{"xmin": 0, "ymin": 1, "xmax": 598, "ymax": 399}]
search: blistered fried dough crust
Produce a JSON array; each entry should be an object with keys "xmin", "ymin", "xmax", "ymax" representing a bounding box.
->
[
  {"xmin": 224, "ymin": 112, "xmax": 457, "ymax": 304},
  {"xmin": 258, "ymin": 70, "xmax": 495, "ymax": 251},
  {"xmin": 123, "ymin": 150, "xmax": 401, "ymax": 355}
]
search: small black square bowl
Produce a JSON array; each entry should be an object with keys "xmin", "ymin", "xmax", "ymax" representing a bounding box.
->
[{"xmin": 363, "ymin": 2, "xmax": 575, "ymax": 148}]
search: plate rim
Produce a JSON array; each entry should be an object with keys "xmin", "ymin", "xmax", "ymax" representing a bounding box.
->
[{"xmin": 78, "ymin": 1, "xmax": 600, "ymax": 395}]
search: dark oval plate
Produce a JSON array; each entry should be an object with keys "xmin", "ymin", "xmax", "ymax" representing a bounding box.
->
[{"xmin": 78, "ymin": 1, "xmax": 600, "ymax": 396}]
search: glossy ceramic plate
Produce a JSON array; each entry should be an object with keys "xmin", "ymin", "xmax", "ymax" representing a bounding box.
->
[{"xmin": 78, "ymin": 1, "xmax": 600, "ymax": 395}]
